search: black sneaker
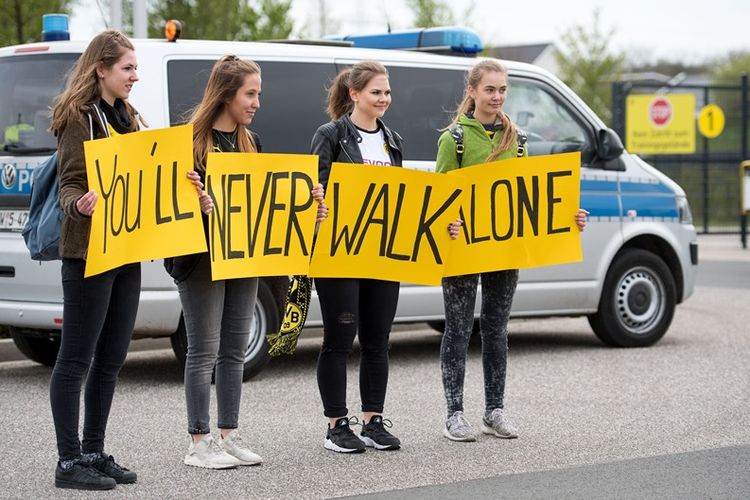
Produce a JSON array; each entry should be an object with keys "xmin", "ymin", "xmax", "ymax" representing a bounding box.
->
[
  {"xmin": 324, "ymin": 417, "xmax": 366, "ymax": 453},
  {"xmin": 359, "ymin": 415, "xmax": 401, "ymax": 450},
  {"xmin": 55, "ymin": 462, "xmax": 116, "ymax": 490},
  {"xmin": 89, "ymin": 453, "xmax": 137, "ymax": 484}
]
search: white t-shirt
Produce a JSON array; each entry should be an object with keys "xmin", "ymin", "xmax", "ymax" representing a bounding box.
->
[{"xmin": 357, "ymin": 127, "xmax": 392, "ymax": 166}]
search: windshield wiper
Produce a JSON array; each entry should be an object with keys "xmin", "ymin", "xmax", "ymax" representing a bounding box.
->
[{"xmin": 2, "ymin": 144, "xmax": 57, "ymax": 156}]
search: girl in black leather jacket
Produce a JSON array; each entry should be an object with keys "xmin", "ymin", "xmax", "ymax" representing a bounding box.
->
[{"xmin": 310, "ymin": 61, "xmax": 403, "ymax": 453}]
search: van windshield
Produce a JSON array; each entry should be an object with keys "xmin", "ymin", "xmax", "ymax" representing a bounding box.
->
[{"xmin": 0, "ymin": 54, "xmax": 78, "ymax": 156}]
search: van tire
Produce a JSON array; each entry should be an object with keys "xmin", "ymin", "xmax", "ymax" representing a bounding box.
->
[
  {"xmin": 9, "ymin": 327, "xmax": 60, "ymax": 366},
  {"xmin": 588, "ymin": 249, "xmax": 676, "ymax": 347},
  {"xmin": 170, "ymin": 279, "xmax": 277, "ymax": 381}
]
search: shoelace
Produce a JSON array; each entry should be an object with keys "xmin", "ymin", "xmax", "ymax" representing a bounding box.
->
[
  {"xmin": 347, "ymin": 416, "xmax": 361, "ymax": 427},
  {"xmin": 452, "ymin": 412, "xmax": 472, "ymax": 430},
  {"xmin": 103, "ymin": 455, "xmax": 129, "ymax": 473}
]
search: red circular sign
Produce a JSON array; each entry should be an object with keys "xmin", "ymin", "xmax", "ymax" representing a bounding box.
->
[{"xmin": 649, "ymin": 98, "xmax": 673, "ymax": 127}]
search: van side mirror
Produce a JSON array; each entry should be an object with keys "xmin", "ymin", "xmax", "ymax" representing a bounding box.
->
[{"xmin": 596, "ymin": 128, "xmax": 624, "ymax": 161}]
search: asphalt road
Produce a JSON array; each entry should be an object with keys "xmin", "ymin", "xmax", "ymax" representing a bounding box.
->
[{"xmin": 0, "ymin": 234, "xmax": 748, "ymax": 499}]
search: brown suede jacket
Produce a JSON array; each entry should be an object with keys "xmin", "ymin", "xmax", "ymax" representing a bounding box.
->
[{"xmin": 56, "ymin": 108, "xmax": 108, "ymax": 259}]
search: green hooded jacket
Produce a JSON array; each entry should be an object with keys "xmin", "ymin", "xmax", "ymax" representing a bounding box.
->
[{"xmin": 436, "ymin": 113, "xmax": 527, "ymax": 173}]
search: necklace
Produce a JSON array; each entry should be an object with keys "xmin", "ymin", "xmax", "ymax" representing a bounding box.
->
[{"xmin": 214, "ymin": 129, "xmax": 237, "ymax": 151}]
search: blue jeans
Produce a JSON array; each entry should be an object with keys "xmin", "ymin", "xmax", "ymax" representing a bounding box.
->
[
  {"xmin": 178, "ymin": 254, "xmax": 258, "ymax": 434},
  {"xmin": 440, "ymin": 269, "xmax": 518, "ymax": 417},
  {"xmin": 50, "ymin": 259, "xmax": 140, "ymax": 461}
]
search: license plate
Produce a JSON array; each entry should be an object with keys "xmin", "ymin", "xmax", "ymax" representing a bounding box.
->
[{"xmin": 0, "ymin": 209, "xmax": 28, "ymax": 231}]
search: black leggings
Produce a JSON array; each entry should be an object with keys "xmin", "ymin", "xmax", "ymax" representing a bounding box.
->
[
  {"xmin": 315, "ymin": 278, "xmax": 399, "ymax": 418},
  {"xmin": 50, "ymin": 259, "xmax": 140, "ymax": 461}
]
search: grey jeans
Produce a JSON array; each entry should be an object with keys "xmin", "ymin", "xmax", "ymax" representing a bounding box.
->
[
  {"xmin": 177, "ymin": 254, "xmax": 258, "ymax": 434},
  {"xmin": 440, "ymin": 269, "xmax": 518, "ymax": 417}
]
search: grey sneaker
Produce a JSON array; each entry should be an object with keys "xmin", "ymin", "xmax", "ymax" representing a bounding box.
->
[
  {"xmin": 443, "ymin": 411, "xmax": 477, "ymax": 442},
  {"xmin": 482, "ymin": 408, "xmax": 518, "ymax": 439},
  {"xmin": 219, "ymin": 430, "xmax": 263, "ymax": 465},
  {"xmin": 184, "ymin": 435, "xmax": 240, "ymax": 469}
]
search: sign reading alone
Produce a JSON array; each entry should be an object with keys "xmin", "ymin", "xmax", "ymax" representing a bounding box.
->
[
  {"xmin": 84, "ymin": 125, "xmax": 206, "ymax": 277},
  {"xmin": 626, "ymin": 94, "xmax": 696, "ymax": 154}
]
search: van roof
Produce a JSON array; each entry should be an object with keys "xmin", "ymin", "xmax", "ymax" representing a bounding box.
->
[{"xmin": 0, "ymin": 37, "xmax": 542, "ymax": 73}]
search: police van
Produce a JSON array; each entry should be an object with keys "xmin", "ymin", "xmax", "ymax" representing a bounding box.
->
[{"xmin": 0, "ymin": 24, "xmax": 698, "ymax": 379}]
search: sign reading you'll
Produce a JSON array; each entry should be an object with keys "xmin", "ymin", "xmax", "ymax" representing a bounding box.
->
[
  {"xmin": 84, "ymin": 125, "xmax": 205, "ymax": 277},
  {"xmin": 626, "ymin": 94, "xmax": 696, "ymax": 154}
]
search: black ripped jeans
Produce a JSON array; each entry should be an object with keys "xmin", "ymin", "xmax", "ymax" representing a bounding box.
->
[
  {"xmin": 440, "ymin": 269, "xmax": 518, "ymax": 417},
  {"xmin": 315, "ymin": 277, "xmax": 400, "ymax": 418}
]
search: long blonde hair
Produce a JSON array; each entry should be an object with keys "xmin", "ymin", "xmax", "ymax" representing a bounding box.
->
[
  {"xmin": 326, "ymin": 60, "xmax": 388, "ymax": 120},
  {"xmin": 50, "ymin": 30, "xmax": 138, "ymax": 132},
  {"xmin": 448, "ymin": 59, "xmax": 517, "ymax": 162},
  {"xmin": 190, "ymin": 55, "xmax": 260, "ymax": 171}
]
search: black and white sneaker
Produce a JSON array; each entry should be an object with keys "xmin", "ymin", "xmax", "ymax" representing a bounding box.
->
[
  {"xmin": 324, "ymin": 417, "xmax": 366, "ymax": 453},
  {"xmin": 359, "ymin": 415, "xmax": 401, "ymax": 450},
  {"xmin": 55, "ymin": 461, "xmax": 116, "ymax": 490}
]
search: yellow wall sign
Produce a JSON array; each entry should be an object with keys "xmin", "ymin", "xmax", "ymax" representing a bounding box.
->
[
  {"xmin": 698, "ymin": 104, "xmax": 725, "ymax": 138},
  {"xmin": 626, "ymin": 94, "xmax": 696, "ymax": 154},
  {"xmin": 206, "ymin": 152, "xmax": 319, "ymax": 280},
  {"xmin": 309, "ymin": 163, "xmax": 466, "ymax": 286},
  {"xmin": 84, "ymin": 125, "xmax": 206, "ymax": 277},
  {"xmin": 444, "ymin": 152, "xmax": 583, "ymax": 276}
]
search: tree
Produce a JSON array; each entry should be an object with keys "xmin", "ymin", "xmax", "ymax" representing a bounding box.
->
[
  {"xmin": 555, "ymin": 10, "xmax": 624, "ymax": 125},
  {"xmin": 148, "ymin": 0, "xmax": 293, "ymax": 41},
  {"xmin": 0, "ymin": 0, "xmax": 74, "ymax": 47},
  {"xmin": 407, "ymin": 0, "xmax": 454, "ymax": 28},
  {"xmin": 710, "ymin": 51, "xmax": 750, "ymax": 86}
]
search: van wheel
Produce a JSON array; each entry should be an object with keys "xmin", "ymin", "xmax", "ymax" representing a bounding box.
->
[
  {"xmin": 588, "ymin": 249, "xmax": 676, "ymax": 347},
  {"xmin": 170, "ymin": 280, "xmax": 277, "ymax": 381},
  {"xmin": 9, "ymin": 327, "xmax": 60, "ymax": 366}
]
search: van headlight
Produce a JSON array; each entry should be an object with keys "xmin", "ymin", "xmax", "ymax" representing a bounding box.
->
[{"xmin": 677, "ymin": 195, "xmax": 693, "ymax": 224}]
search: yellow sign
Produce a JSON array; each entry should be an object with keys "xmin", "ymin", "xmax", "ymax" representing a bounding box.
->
[
  {"xmin": 84, "ymin": 125, "xmax": 206, "ymax": 277},
  {"xmin": 309, "ymin": 163, "xmax": 466, "ymax": 285},
  {"xmin": 626, "ymin": 94, "xmax": 696, "ymax": 154},
  {"xmin": 444, "ymin": 152, "xmax": 583, "ymax": 276},
  {"xmin": 206, "ymin": 152, "xmax": 319, "ymax": 280},
  {"xmin": 698, "ymin": 104, "xmax": 725, "ymax": 138}
]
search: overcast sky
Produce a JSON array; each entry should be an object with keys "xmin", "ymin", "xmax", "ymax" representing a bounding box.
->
[{"xmin": 69, "ymin": 0, "xmax": 749, "ymax": 64}]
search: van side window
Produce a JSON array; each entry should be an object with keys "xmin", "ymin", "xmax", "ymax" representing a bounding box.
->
[
  {"xmin": 379, "ymin": 65, "xmax": 466, "ymax": 161},
  {"xmin": 167, "ymin": 60, "xmax": 336, "ymax": 154},
  {"xmin": 505, "ymin": 79, "xmax": 593, "ymax": 164}
]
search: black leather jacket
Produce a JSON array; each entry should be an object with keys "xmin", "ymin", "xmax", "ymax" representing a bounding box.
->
[{"xmin": 310, "ymin": 115, "xmax": 404, "ymax": 188}]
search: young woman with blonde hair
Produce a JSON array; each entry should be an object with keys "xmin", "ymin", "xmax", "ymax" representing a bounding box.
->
[
  {"xmin": 310, "ymin": 60, "xmax": 404, "ymax": 453},
  {"xmin": 437, "ymin": 59, "xmax": 587, "ymax": 442},
  {"xmin": 49, "ymin": 29, "xmax": 142, "ymax": 490},
  {"xmin": 167, "ymin": 55, "xmax": 326, "ymax": 469}
]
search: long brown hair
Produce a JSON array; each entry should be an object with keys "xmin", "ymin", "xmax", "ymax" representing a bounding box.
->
[
  {"xmin": 326, "ymin": 60, "xmax": 388, "ymax": 120},
  {"xmin": 190, "ymin": 55, "xmax": 260, "ymax": 171},
  {"xmin": 50, "ymin": 30, "xmax": 138, "ymax": 132},
  {"xmin": 447, "ymin": 59, "xmax": 517, "ymax": 161}
]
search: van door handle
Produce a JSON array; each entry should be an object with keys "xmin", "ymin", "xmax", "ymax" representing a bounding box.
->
[{"xmin": 0, "ymin": 266, "xmax": 15, "ymax": 278}]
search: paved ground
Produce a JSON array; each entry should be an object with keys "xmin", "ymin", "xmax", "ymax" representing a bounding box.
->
[{"xmin": 0, "ymin": 234, "xmax": 748, "ymax": 499}]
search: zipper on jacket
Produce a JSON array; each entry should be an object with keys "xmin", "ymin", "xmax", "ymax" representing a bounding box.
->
[{"xmin": 338, "ymin": 139, "xmax": 356, "ymax": 163}]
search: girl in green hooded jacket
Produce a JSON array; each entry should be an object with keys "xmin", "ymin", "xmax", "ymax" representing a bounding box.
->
[{"xmin": 436, "ymin": 59, "xmax": 587, "ymax": 442}]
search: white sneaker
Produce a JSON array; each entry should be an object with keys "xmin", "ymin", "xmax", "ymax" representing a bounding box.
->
[
  {"xmin": 443, "ymin": 411, "xmax": 477, "ymax": 442},
  {"xmin": 481, "ymin": 408, "xmax": 518, "ymax": 439},
  {"xmin": 184, "ymin": 435, "xmax": 240, "ymax": 469},
  {"xmin": 219, "ymin": 430, "xmax": 263, "ymax": 465}
]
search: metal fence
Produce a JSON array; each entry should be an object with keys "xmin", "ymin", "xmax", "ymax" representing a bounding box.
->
[{"xmin": 611, "ymin": 75, "xmax": 749, "ymax": 234}]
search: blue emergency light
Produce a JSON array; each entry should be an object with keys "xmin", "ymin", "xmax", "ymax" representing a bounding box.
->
[
  {"xmin": 42, "ymin": 14, "xmax": 70, "ymax": 41},
  {"xmin": 330, "ymin": 27, "xmax": 483, "ymax": 55}
]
